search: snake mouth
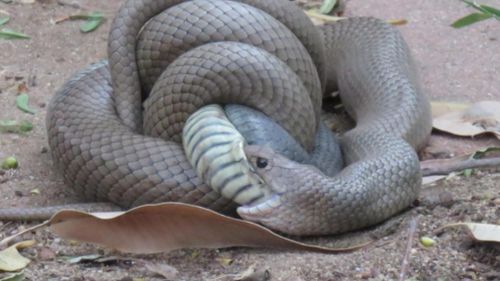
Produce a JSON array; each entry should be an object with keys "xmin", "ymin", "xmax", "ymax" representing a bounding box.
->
[{"xmin": 236, "ymin": 193, "xmax": 282, "ymax": 221}]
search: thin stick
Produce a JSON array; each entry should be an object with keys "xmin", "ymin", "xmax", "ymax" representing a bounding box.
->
[
  {"xmin": 398, "ymin": 218, "xmax": 418, "ymax": 281},
  {"xmin": 0, "ymin": 221, "xmax": 12, "ymax": 232},
  {"xmin": 0, "ymin": 221, "xmax": 48, "ymax": 248},
  {"xmin": 56, "ymin": 0, "xmax": 84, "ymax": 10},
  {"xmin": 420, "ymin": 156, "xmax": 500, "ymax": 176}
]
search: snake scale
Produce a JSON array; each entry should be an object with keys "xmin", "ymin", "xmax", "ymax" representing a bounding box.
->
[{"xmin": 0, "ymin": 0, "xmax": 432, "ymax": 236}]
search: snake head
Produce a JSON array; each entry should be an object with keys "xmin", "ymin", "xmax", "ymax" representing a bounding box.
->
[{"xmin": 237, "ymin": 145, "xmax": 328, "ymax": 236}]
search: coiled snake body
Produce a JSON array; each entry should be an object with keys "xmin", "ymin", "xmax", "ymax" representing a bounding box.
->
[{"xmin": 7, "ymin": 0, "xmax": 432, "ymax": 235}]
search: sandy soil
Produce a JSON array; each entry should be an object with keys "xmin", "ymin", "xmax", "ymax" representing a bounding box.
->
[{"xmin": 0, "ymin": 0, "xmax": 499, "ymax": 280}]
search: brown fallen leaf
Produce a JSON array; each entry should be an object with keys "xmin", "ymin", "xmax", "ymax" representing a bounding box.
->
[
  {"xmin": 41, "ymin": 203, "xmax": 368, "ymax": 254},
  {"xmin": 16, "ymin": 82, "xmax": 28, "ymax": 94},
  {"xmin": 433, "ymin": 101, "xmax": 500, "ymax": 139},
  {"xmin": 439, "ymin": 223, "xmax": 500, "ymax": 243},
  {"xmin": 0, "ymin": 204, "xmax": 370, "ymax": 254}
]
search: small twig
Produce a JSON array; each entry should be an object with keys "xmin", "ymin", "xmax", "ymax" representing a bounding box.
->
[
  {"xmin": 0, "ymin": 221, "xmax": 12, "ymax": 232},
  {"xmin": 398, "ymin": 218, "xmax": 418, "ymax": 281},
  {"xmin": 420, "ymin": 156, "xmax": 500, "ymax": 176},
  {"xmin": 54, "ymin": 14, "xmax": 98, "ymax": 24},
  {"xmin": 207, "ymin": 264, "xmax": 271, "ymax": 281},
  {"xmin": 53, "ymin": 15, "xmax": 73, "ymax": 24},
  {"xmin": 304, "ymin": 10, "xmax": 345, "ymax": 22},
  {"xmin": 0, "ymin": 221, "xmax": 48, "ymax": 248},
  {"xmin": 56, "ymin": 0, "xmax": 83, "ymax": 10}
]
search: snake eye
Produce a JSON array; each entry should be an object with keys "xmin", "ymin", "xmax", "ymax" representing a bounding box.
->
[{"xmin": 256, "ymin": 157, "xmax": 268, "ymax": 169}]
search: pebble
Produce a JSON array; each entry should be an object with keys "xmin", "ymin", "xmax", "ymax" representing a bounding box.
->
[
  {"xmin": 359, "ymin": 268, "xmax": 377, "ymax": 279},
  {"xmin": 38, "ymin": 247, "xmax": 56, "ymax": 260},
  {"xmin": 493, "ymin": 198, "xmax": 500, "ymax": 206}
]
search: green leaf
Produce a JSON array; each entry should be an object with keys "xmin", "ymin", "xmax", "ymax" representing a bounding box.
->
[
  {"xmin": 461, "ymin": 0, "xmax": 486, "ymax": 12},
  {"xmin": 0, "ymin": 16, "xmax": 9, "ymax": 26},
  {"xmin": 420, "ymin": 236, "xmax": 436, "ymax": 247},
  {"xmin": 16, "ymin": 94, "xmax": 36, "ymax": 114},
  {"xmin": 319, "ymin": 0, "xmax": 337, "ymax": 15},
  {"xmin": 1, "ymin": 156, "xmax": 18, "ymax": 170},
  {"xmin": 463, "ymin": 168, "xmax": 473, "ymax": 177},
  {"xmin": 0, "ymin": 120, "xmax": 33, "ymax": 134},
  {"xmin": 471, "ymin": 147, "xmax": 500, "ymax": 159},
  {"xmin": 451, "ymin": 12, "xmax": 492, "ymax": 28},
  {"xmin": 0, "ymin": 272, "xmax": 25, "ymax": 281},
  {"xmin": 480, "ymin": 4, "xmax": 500, "ymax": 18},
  {"xmin": 79, "ymin": 11, "xmax": 103, "ymax": 33},
  {"xmin": 460, "ymin": 0, "xmax": 500, "ymax": 19},
  {"xmin": 0, "ymin": 28, "xmax": 30, "ymax": 39}
]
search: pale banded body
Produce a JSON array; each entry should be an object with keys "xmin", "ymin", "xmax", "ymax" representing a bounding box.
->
[{"xmin": 182, "ymin": 105, "xmax": 270, "ymax": 205}]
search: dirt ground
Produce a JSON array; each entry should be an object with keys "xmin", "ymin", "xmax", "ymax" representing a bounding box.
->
[{"xmin": 0, "ymin": 0, "xmax": 499, "ymax": 280}]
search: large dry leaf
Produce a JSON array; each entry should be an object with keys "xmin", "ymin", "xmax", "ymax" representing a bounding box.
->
[
  {"xmin": 433, "ymin": 101, "xmax": 500, "ymax": 139},
  {"xmin": 46, "ymin": 203, "xmax": 367, "ymax": 254},
  {"xmin": 442, "ymin": 223, "xmax": 500, "ymax": 243}
]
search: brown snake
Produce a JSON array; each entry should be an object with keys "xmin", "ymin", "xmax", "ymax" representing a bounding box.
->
[{"xmin": 0, "ymin": 0, "xmax": 432, "ymax": 236}]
